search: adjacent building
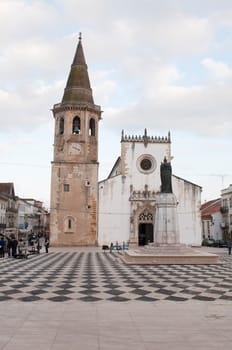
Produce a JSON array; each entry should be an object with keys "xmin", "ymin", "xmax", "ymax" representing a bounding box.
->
[
  {"xmin": 0, "ymin": 193, "xmax": 8, "ymax": 234},
  {"xmin": 201, "ymin": 198, "xmax": 222, "ymax": 241},
  {"xmin": 221, "ymin": 184, "xmax": 232, "ymax": 240},
  {"xmin": 0, "ymin": 182, "xmax": 48, "ymax": 239},
  {"xmin": 0, "ymin": 183, "xmax": 18, "ymax": 238},
  {"xmin": 17, "ymin": 198, "xmax": 48, "ymax": 238}
]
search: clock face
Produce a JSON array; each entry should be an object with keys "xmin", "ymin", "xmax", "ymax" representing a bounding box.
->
[{"xmin": 69, "ymin": 143, "xmax": 82, "ymax": 155}]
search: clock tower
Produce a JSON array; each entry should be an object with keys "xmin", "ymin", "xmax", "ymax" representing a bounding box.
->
[{"xmin": 50, "ymin": 34, "xmax": 102, "ymax": 246}]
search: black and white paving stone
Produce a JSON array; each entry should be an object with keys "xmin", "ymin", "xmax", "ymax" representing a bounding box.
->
[{"xmin": 0, "ymin": 250, "xmax": 232, "ymax": 302}]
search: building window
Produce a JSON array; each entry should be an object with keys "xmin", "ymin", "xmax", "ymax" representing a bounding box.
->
[
  {"xmin": 89, "ymin": 118, "xmax": 95, "ymax": 136},
  {"xmin": 137, "ymin": 154, "xmax": 157, "ymax": 174},
  {"xmin": 59, "ymin": 117, "xmax": 64, "ymax": 135},
  {"xmin": 64, "ymin": 216, "xmax": 75, "ymax": 233},
  {"xmin": 222, "ymin": 198, "xmax": 228, "ymax": 208},
  {"xmin": 73, "ymin": 116, "xmax": 81, "ymax": 134},
  {"xmin": 140, "ymin": 158, "xmax": 152, "ymax": 171},
  {"xmin": 207, "ymin": 221, "xmax": 210, "ymax": 237},
  {"xmin": 139, "ymin": 209, "xmax": 153, "ymax": 222},
  {"xmin": 202, "ymin": 221, "xmax": 205, "ymax": 235},
  {"xmin": 230, "ymin": 197, "xmax": 232, "ymax": 208},
  {"xmin": 230, "ymin": 215, "xmax": 232, "ymax": 225},
  {"xmin": 64, "ymin": 184, "xmax": 70, "ymax": 192}
]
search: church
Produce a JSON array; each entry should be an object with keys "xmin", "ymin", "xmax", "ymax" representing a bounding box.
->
[{"xmin": 49, "ymin": 35, "xmax": 202, "ymax": 247}]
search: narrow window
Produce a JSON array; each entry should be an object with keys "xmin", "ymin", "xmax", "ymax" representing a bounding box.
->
[
  {"xmin": 59, "ymin": 117, "xmax": 64, "ymax": 135},
  {"xmin": 207, "ymin": 221, "xmax": 210, "ymax": 236},
  {"xmin": 89, "ymin": 118, "xmax": 95, "ymax": 136},
  {"xmin": 65, "ymin": 216, "xmax": 75, "ymax": 233},
  {"xmin": 223, "ymin": 199, "xmax": 228, "ymax": 209},
  {"xmin": 64, "ymin": 184, "xmax": 70, "ymax": 192},
  {"xmin": 73, "ymin": 116, "xmax": 81, "ymax": 134}
]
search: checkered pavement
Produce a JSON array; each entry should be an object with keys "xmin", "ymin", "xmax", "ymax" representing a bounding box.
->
[{"xmin": 0, "ymin": 251, "xmax": 232, "ymax": 302}]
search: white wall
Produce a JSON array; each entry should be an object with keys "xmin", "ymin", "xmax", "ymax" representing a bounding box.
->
[
  {"xmin": 172, "ymin": 176, "xmax": 202, "ymax": 246},
  {"xmin": 98, "ymin": 175, "xmax": 130, "ymax": 246}
]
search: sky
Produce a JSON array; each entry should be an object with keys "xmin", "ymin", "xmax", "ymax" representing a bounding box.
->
[{"xmin": 1, "ymin": 0, "xmax": 232, "ymax": 209}]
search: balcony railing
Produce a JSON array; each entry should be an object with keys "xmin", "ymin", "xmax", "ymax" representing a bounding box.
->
[{"xmin": 220, "ymin": 206, "xmax": 229, "ymax": 214}]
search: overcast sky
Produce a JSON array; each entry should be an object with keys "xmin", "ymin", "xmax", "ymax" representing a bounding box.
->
[{"xmin": 1, "ymin": 0, "xmax": 232, "ymax": 208}]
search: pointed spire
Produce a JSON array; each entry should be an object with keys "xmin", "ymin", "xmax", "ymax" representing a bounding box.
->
[
  {"xmin": 72, "ymin": 32, "xmax": 86, "ymax": 66},
  {"xmin": 62, "ymin": 33, "xmax": 94, "ymax": 105}
]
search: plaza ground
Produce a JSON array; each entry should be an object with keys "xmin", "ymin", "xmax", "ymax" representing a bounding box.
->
[{"xmin": 0, "ymin": 246, "xmax": 232, "ymax": 349}]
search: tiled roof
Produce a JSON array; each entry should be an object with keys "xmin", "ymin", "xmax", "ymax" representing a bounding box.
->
[{"xmin": 201, "ymin": 198, "xmax": 221, "ymax": 216}]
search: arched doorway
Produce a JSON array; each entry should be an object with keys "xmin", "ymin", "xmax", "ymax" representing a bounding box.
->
[
  {"xmin": 138, "ymin": 223, "xmax": 154, "ymax": 246},
  {"xmin": 138, "ymin": 209, "xmax": 154, "ymax": 246}
]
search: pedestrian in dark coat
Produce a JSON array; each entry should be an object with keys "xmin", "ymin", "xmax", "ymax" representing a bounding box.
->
[
  {"xmin": 0, "ymin": 236, "xmax": 5, "ymax": 258},
  {"xmin": 11, "ymin": 237, "xmax": 18, "ymax": 257},
  {"xmin": 45, "ymin": 237, "xmax": 49, "ymax": 253},
  {"xmin": 228, "ymin": 240, "xmax": 232, "ymax": 255}
]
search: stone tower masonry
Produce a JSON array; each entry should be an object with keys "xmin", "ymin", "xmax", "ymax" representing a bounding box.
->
[{"xmin": 50, "ymin": 34, "xmax": 102, "ymax": 246}]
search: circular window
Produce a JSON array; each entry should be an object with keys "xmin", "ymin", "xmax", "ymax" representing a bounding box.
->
[
  {"xmin": 140, "ymin": 158, "xmax": 152, "ymax": 171},
  {"xmin": 137, "ymin": 154, "xmax": 156, "ymax": 174}
]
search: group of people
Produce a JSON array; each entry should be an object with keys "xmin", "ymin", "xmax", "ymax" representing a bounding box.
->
[
  {"xmin": 0, "ymin": 236, "xmax": 19, "ymax": 258},
  {"xmin": 0, "ymin": 234, "xmax": 50, "ymax": 258},
  {"xmin": 109, "ymin": 241, "xmax": 128, "ymax": 253}
]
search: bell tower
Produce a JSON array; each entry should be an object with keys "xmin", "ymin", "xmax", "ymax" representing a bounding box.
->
[{"xmin": 50, "ymin": 34, "xmax": 102, "ymax": 246}]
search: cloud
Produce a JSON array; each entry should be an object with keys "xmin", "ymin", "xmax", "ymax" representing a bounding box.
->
[
  {"xmin": 202, "ymin": 58, "xmax": 232, "ymax": 81},
  {"xmin": 0, "ymin": 80, "xmax": 63, "ymax": 132},
  {"xmin": 102, "ymin": 81, "xmax": 232, "ymax": 137},
  {"xmin": 0, "ymin": 0, "xmax": 59, "ymax": 44}
]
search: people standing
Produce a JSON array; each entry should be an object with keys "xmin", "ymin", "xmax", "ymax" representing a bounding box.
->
[
  {"xmin": 228, "ymin": 240, "xmax": 232, "ymax": 255},
  {"xmin": 44, "ymin": 236, "xmax": 49, "ymax": 253},
  {"xmin": 11, "ymin": 236, "xmax": 18, "ymax": 257},
  {"xmin": 7, "ymin": 237, "xmax": 12, "ymax": 257},
  {"xmin": 36, "ymin": 237, "xmax": 41, "ymax": 254},
  {"xmin": 0, "ymin": 236, "xmax": 5, "ymax": 258}
]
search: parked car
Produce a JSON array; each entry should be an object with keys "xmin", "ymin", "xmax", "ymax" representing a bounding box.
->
[
  {"xmin": 202, "ymin": 238, "xmax": 215, "ymax": 247},
  {"xmin": 212, "ymin": 239, "xmax": 228, "ymax": 248}
]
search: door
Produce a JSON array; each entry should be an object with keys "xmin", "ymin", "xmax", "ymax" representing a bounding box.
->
[{"xmin": 138, "ymin": 223, "xmax": 154, "ymax": 246}]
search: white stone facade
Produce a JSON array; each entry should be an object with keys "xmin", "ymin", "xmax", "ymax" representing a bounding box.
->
[
  {"xmin": 98, "ymin": 130, "xmax": 202, "ymax": 247},
  {"xmin": 221, "ymin": 184, "xmax": 232, "ymax": 238}
]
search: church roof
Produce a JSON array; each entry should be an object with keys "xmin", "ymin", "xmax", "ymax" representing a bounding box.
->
[
  {"xmin": 172, "ymin": 174, "xmax": 202, "ymax": 189},
  {"xmin": 61, "ymin": 33, "xmax": 94, "ymax": 105},
  {"xmin": 107, "ymin": 157, "xmax": 121, "ymax": 179}
]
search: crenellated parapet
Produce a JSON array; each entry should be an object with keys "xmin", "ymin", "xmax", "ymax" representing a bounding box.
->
[{"xmin": 121, "ymin": 128, "xmax": 171, "ymax": 144}]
